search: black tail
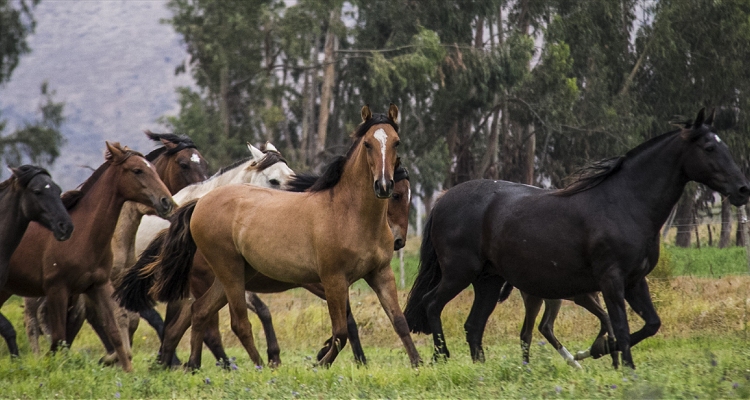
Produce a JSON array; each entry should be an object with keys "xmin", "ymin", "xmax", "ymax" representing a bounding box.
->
[
  {"xmin": 114, "ymin": 229, "xmax": 168, "ymax": 312},
  {"xmin": 403, "ymin": 214, "xmax": 440, "ymax": 334},
  {"xmin": 498, "ymin": 282, "xmax": 514, "ymax": 303},
  {"xmin": 148, "ymin": 199, "xmax": 199, "ymax": 303}
]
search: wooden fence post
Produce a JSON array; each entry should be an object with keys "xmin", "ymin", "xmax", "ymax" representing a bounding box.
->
[{"xmin": 739, "ymin": 205, "xmax": 750, "ymax": 274}]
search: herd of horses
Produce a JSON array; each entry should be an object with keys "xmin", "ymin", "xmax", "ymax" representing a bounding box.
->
[{"xmin": 0, "ymin": 105, "xmax": 746, "ymax": 374}]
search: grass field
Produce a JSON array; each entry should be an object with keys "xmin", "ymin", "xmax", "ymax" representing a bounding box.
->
[{"xmin": 1, "ymin": 243, "xmax": 750, "ymax": 398}]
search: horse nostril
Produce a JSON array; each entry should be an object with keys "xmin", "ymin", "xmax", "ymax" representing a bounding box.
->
[
  {"xmin": 740, "ymin": 186, "xmax": 750, "ymax": 196},
  {"xmin": 394, "ymin": 238, "xmax": 405, "ymax": 250},
  {"xmin": 160, "ymin": 197, "xmax": 172, "ymax": 211}
]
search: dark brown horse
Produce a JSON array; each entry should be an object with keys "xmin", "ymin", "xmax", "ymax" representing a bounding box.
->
[
  {"xmin": 0, "ymin": 166, "xmax": 73, "ymax": 356},
  {"xmin": 405, "ymin": 109, "xmax": 749, "ymax": 368},
  {"xmin": 22, "ymin": 132, "xmax": 208, "ymax": 359},
  {"xmin": 0, "ymin": 142, "xmax": 174, "ymax": 371},
  {"xmin": 135, "ymin": 164, "xmax": 412, "ymax": 368},
  {"xmin": 127, "ymin": 105, "xmax": 421, "ymax": 368}
]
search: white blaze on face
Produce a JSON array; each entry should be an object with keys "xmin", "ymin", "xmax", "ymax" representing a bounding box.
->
[
  {"xmin": 715, "ymin": 134, "xmax": 722, "ymax": 143},
  {"xmin": 45, "ymin": 184, "xmax": 50, "ymax": 189},
  {"xmin": 190, "ymin": 153, "xmax": 201, "ymax": 164},
  {"xmin": 143, "ymin": 160, "xmax": 152, "ymax": 169},
  {"xmin": 374, "ymin": 128, "xmax": 388, "ymax": 185}
]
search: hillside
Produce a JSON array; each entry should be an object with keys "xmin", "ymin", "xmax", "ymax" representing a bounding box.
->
[{"xmin": 0, "ymin": 0, "xmax": 194, "ymax": 189}]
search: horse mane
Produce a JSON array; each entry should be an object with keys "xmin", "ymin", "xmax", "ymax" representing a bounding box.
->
[
  {"xmin": 295, "ymin": 113, "xmax": 399, "ymax": 193},
  {"xmin": 0, "ymin": 165, "xmax": 50, "ymax": 190},
  {"xmin": 556, "ymin": 129, "xmax": 682, "ymax": 196},
  {"xmin": 144, "ymin": 131, "xmax": 197, "ymax": 161},
  {"xmin": 254, "ymin": 150, "xmax": 288, "ymax": 171},
  {"xmin": 61, "ymin": 149, "xmax": 144, "ymax": 210}
]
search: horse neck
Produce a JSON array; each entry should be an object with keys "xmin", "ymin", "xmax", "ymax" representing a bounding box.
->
[
  {"xmin": 152, "ymin": 156, "xmax": 181, "ymax": 194},
  {"xmin": 0, "ymin": 187, "xmax": 30, "ymax": 263},
  {"xmin": 333, "ymin": 146, "xmax": 389, "ymax": 226},
  {"xmin": 173, "ymin": 162, "xmax": 256, "ymax": 205},
  {"xmin": 70, "ymin": 166, "xmax": 129, "ymax": 252},
  {"xmin": 597, "ymin": 135, "xmax": 688, "ymax": 229}
]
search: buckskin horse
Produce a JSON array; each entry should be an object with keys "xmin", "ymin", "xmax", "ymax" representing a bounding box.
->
[
  {"xmin": 133, "ymin": 105, "xmax": 421, "ymax": 368},
  {"xmin": 121, "ymin": 162, "xmax": 411, "ymax": 368},
  {"xmin": 404, "ymin": 109, "xmax": 749, "ymax": 369},
  {"xmin": 0, "ymin": 166, "xmax": 73, "ymax": 357},
  {"xmin": 0, "ymin": 142, "xmax": 174, "ymax": 371}
]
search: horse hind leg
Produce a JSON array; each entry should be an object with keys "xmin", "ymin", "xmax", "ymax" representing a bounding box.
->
[
  {"xmin": 463, "ymin": 274, "xmax": 503, "ymax": 363},
  {"xmin": 519, "ymin": 292, "xmax": 543, "ymax": 364},
  {"xmin": 160, "ymin": 299, "xmax": 192, "ymax": 367},
  {"xmin": 538, "ymin": 298, "xmax": 581, "ymax": 369},
  {"xmin": 203, "ymin": 310, "xmax": 231, "ymax": 368},
  {"xmin": 24, "ymin": 297, "xmax": 43, "ymax": 356}
]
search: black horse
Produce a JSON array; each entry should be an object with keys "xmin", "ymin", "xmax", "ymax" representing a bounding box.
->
[
  {"xmin": 0, "ymin": 165, "xmax": 73, "ymax": 356},
  {"xmin": 404, "ymin": 109, "xmax": 749, "ymax": 369}
]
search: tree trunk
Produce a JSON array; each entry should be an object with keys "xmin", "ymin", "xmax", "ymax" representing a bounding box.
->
[
  {"xmin": 719, "ymin": 197, "xmax": 732, "ymax": 248},
  {"xmin": 524, "ymin": 124, "xmax": 535, "ymax": 185},
  {"xmin": 218, "ymin": 63, "xmax": 230, "ymax": 139},
  {"xmin": 674, "ymin": 193, "xmax": 694, "ymax": 247},
  {"xmin": 315, "ymin": 7, "xmax": 340, "ymax": 165}
]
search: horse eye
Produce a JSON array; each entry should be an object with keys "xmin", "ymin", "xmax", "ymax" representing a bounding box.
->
[
  {"xmin": 392, "ymin": 193, "xmax": 401, "ymax": 200},
  {"xmin": 133, "ymin": 168, "xmax": 144, "ymax": 175},
  {"xmin": 33, "ymin": 189, "xmax": 43, "ymax": 195},
  {"xmin": 269, "ymin": 179, "xmax": 280, "ymax": 186},
  {"xmin": 364, "ymin": 141, "xmax": 372, "ymax": 149},
  {"xmin": 394, "ymin": 140, "xmax": 401, "ymax": 147},
  {"xmin": 179, "ymin": 162, "xmax": 190, "ymax": 169},
  {"xmin": 705, "ymin": 145, "xmax": 715, "ymax": 152}
]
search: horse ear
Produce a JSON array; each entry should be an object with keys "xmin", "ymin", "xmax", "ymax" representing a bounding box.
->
[
  {"xmin": 265, "ymin": 142, "xmax": 279, "ymax": 152},
  {"xmin": 705, "ymin": 108, "xmax": 716, "ymax": 126},
  {"xmin": 361, "ymin": 105, "xmax": 372, "ymax": 122},
  {"xmin": 247, "ymin": 143, "xmax": 265, "ymax": 160},
  {"xmin": 694, "ymin": 108, "xmax": 706, "ymax": 128},
  {"xmin": 388, "ymin": 103, "xmax": 399, "ymax": 123},
  {"xmin": 159, "ymin": 138, "xmax": 178, "ymax": 150},
  {"xmin": 105, "ymin": 141, "xmax": 125, "ymax": 161}
]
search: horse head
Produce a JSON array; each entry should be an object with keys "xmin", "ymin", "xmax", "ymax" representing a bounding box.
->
[
  {"xmin": 11, "ymin": 165, "xmax": 73, "ymax": 241},
  {"xmin": 681, "ymin": 108, "xmax": 750, "ymax": 206},
  {"xmin": 244, "ymin": 142, "xmax": 294, "ymax": 189},
  {"xmin": 389, "ymin": 160, "xmax": 411, "ymax": 250},
  {"xmin": 359, "ymin": 104, "xmax": 400, "ymax": 199},
  {"xmin": 144, "ymin": 130, "xmax": 209, "ymax": 193},
  {"xmin": 106, "ymin": 141, "xmax": 175, "ymax": 217}
]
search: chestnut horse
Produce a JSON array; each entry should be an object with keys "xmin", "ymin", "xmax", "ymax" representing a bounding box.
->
[
  {"xmin": 127, "ymin": 163, "xmax": 411, "ymax": 368},
  {"xmin": 140, "ymin": 105, "xmax": 420, "ymax": 368},
  {"xmin": 0, "ymin": 142, "xmax": 174, "ymax": 371},
  {"xmin": 22, "ymin": 131, "xmax": 208, "ymax": 357},
  {"xmin": 404, "ymin": 109, "xmax": 749, "ymax": 368},
  {"xmin": 0, "ymin": 166, "xmax": 73, "ymax": 356}
]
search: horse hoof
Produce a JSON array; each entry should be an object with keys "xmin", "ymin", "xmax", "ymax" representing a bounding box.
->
[
  {"xmin": 574, "ymin": 349, "xmax": 591, "ymax": 360},
  {"xmin": 567, "ymin": 359, "xmax": 583, "ymax": 369},
  {"xmin": 99, "ymin": 353, "xmax": 119, "ymax": 366}
]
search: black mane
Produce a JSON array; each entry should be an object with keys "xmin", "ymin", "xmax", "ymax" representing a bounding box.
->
[
  {"xmin": 0, "ymin": 165, "xmax": 50, "ymax": 190},
  {"xmin": 144, "ymin": 131, "xmax": 197, "ymax": 161},
  {"xmin": 556, "ymin": 129, "xmax": 682, "ymax": 196},
  {"xmin": 294, "ymin": 113, "xmax": 399, "ymax": 193}
]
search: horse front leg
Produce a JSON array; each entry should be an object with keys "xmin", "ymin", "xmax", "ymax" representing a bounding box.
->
[
  {"xmin": 304, "ymin": 283, "xmax": 367, "ymax": 365},
  {"xmin": 317, "ymin": 274, "xmax": 350, "ymax": 366},
  {"xmin": 0, "ymin": 312, "xmax": 19, "ymax": 357},
  {"xmin": 160, "ymin": 299, "xmax": 192, "ymax": 367},
  {"xmin": 599, "ymin": 270, "xmax": 632, "ymax": 368},
  {"xmin": 364, "ymin": 266, "xmax": 422, "ymax": 367},
  {"xmin": 519, "ymin": 292, "xmax": 543, "ymax": 365},
  {"xmin": 86, "ymin": 282, "xmax": 132, "ymax": 372},
  {"xmin": 43, "ymin": 285, "xmax": 71, "ymax": 353},
  {"xmin": 624, "ymin": 277, "xmax": 661, "ymax": 348},
  {"xmin": 572, "ymin": 292, "xmax": 619, "ymax": 368},
  {"xmin": 188, "ymin": 279, "xmax": 230, "ymax": 369}
]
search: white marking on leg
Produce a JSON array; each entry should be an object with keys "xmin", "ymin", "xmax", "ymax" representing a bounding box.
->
[
  {"xmin": 575, "ymin": 348, "xmax": 591, "ymax": 360},
  {"xmin": 558, "ymin": 347, "xmax": 582, "ymax": 369},
  {"xmin": 374, "ymin": 128, "xmax": 388, "ymax": 189},
  {"xmin": 190, "ymin": 153, "xmax": 201, "ymax": 164}
]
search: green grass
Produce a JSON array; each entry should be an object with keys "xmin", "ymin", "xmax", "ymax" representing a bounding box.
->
[
  {"xmin": 666, "ymin": 245, "xmax": 750, "ymax": 277},
  {"xmin": 2, "ymin": 336, "xmax": 750, "ymax": 398}
]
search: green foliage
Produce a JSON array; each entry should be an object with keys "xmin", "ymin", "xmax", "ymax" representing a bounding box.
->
[
  {"xmin": 651, "ymin": 242, "xmax": 676, "ymax": 279},
  {"xmin": 0, "ymin": 82, "xmax": 65, "ymax": 166},
  {"xmin": 667, "ymin": 245, "xmax": 749, "ymax": 277},
  {"xmin": 0, "ymin": 0, "xmax": 39, "ymax": 85}
]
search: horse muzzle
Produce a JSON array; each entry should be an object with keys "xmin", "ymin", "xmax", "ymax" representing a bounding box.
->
[
  {"xmin": 728, "ymin": 184, "xmax": 750, "ymax": 206},
  {"xmin": 154, "ymin": 196, "xmax": 177, "ymax": 218},
  {"xmin": 374, "ymin": 179, "xmax": 394, "ymax": 199},
  {"xmin": 53, "ymin": 220, "xmax": 74, "ymax": 241}
]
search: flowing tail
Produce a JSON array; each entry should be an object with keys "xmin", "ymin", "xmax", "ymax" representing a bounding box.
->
[
  {"xmin": 147, "ymin": 199, "xmax": 199, "ymax": 303},
  {"xmin": 114, "ymin": 229, "xmax": 168, "ymax": 312},
  {"xmin": 403, "ymin": 214, "xmax": 440, "ymax": 334}
]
